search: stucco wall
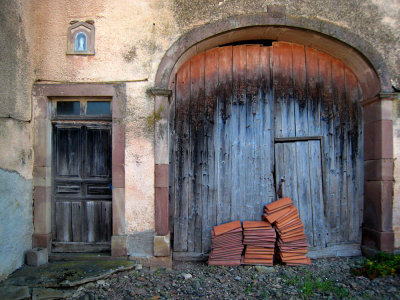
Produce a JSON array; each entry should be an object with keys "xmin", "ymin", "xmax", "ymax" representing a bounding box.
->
[
  {"xmin": 32, "ymin": 0, "xmax": 178, "ymax": 239},
  {"xmin": 0, "ymin": 1, "xmax": 35, "ymax": 278},
  {"xmin": 30, "ymin": 0, "xmax": 400, "ymax": 255}
]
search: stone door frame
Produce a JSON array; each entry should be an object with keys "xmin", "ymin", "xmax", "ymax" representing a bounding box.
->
[
  {"xmin": 150, "ymin": 14, "xmax": 397, "ymax": 257},
  {"xmin": 32, "ymin": 83, "xmax": 128, "ymax": 256}
]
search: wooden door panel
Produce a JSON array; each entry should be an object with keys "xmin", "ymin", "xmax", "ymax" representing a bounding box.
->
[
  {"xmin": 53, "ymin": 123, "xmax": 112, "ymax": 252},
  {"xmin": 85, "ymin": 127, "xmax": 111, "ymax": 178},
  {"xmin": 71, "ymin": 201, "xmax": 83, "ymax": 242},
  {"xmin": 55, "ymin": 201, "xmax": 71, "ymax": 242},
  {"xmin": 55, "ymin": 126, "xmax": 81, "ymax": 178}
]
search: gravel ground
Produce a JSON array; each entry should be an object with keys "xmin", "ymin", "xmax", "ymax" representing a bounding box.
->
[{"xmin": 69, "ymin": 257, "xmax": 400, "ymax": 300}]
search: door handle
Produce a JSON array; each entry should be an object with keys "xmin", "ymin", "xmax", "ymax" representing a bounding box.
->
[{"xmin": 277, "ymin": 177, "xmax": 286, "ymax": 198}]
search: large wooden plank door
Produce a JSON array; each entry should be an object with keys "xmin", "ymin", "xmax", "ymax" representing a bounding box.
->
[
  {"xmin": 52, "ymin": 123, "xmax": 112, "ymax": 252},
  {"xmin": 274, "ymin": 140, "xmax": 325, "ymax": 248},
  {"xmin": 172, "ymin": 42, "xmax": 364, "ymax": 259}
]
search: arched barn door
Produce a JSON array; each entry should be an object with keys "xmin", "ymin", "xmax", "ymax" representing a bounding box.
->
[{"xmin": 170, "ymin": 42, "xmax": 363, "ymax": 260}]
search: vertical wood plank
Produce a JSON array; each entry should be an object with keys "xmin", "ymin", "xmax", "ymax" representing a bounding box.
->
[
  {"xmin": 292, "ymin": 44, "xmax": 308, "ymax": 137},
  {"xmin": 328, "ymin": 58, "xmax": 346, "ymax": 245},
  {"xmin": 93, "ymin": 201, "xmax": 102, "ymax": 242},
  {"xmin": 56, "ymin": 201, "xmax": 71, "ymax": 242},
  {"xmin": 218, "ymin": 46, "xmax": 233, "ymax": 225},
  {"xmin": 355, "ymin": 84, "xmax": 364, "ymax": 244},
  {"xmin": 336, "ymin": 63, "xmax": 351, "ymax": 243},
  {"xmin": 309, "ymin": 140, "xmax": 326, "ymax": 247},
  {"xmin": 345, "ymin": 67, "xmax": 362, "ymax": 242},
  {"xmin": 273, "ymin": 42, "xmax": 283, "ymax": 138},
  {"xmin": 85, "ymin": 201, "xmax": 95, "ymax": 243},
  {"xmin": 187, "ymin": 56, "xmax": 196, "ymax": 252},
  {"xmin": 273, "ymin": 42, "xmax": 295, "ymax": 138},
  {"xmin": 244, "ymin": 45, "xmax": 253, "ymax": 220},
  {"xmin": 230, "ymin": 46, "xmax": 246, "ymax": 222},
  {"xmin": 174, "ymin": 60, "xmax": 190, "ymax": 252},
  {"xmin": 202, "ymin": 48, "xmax": 219, "ymax": 252},
  {"xmin": 71, "ymin": 201, "xmax": 82, "ymax": 242},
  {"xmin": 295, "ymin": 141, "xmax": 314, "ymax": 246},
  {"xmin": 283, "ymin": 143, "xmax": 300, "ymax": 210},
  {"xmin": 190, "ymin": 53, "xmax": 205, "ymax": 253},
  {"xmin": 305, "ymin": 47, "xmax": 321, "ymax": 135},
  {"xmin": 101, "ymin": 201, "xmax": 112, "ymax": 242},
  {"xmin": 246, "ymin": 45, "xmax": 261, "ymax": 219},
  {"xmin": 234, "ymin": 45, "xmax": 248, "ymax": 221},
  {"xmin": 81, "ymin": 201, "xmax": 88, "ymax": 242},
  {"xmin": 260, "ymin": 47, "xmax": 275, "ymax": 206},
  {"xmin": 318, "ymin": 52, "xmax": 334, "ymax": 246},
  {"xmin": 333, "ymin": 58, "xmax": 347, "ymax": 244}
]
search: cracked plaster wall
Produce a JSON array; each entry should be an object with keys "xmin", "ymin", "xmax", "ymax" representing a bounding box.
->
[
  {"xmin": 0, "ymin": 1, "xmax": 35, "ymax": 279},
  {"xmin": 30, "ymin": 0, "xmax": 400, "ymax": 252}
]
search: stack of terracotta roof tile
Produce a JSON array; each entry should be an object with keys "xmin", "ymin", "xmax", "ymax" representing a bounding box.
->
[
  {"xmin": 263, "ymin": 197, "xmax": 311, "ymax": 266},
  {"xmin": 208, "ymin": 220, "xmax": 244, "ymax": 266},
  {"xmin": 241, "ymin": 221, "xmax": 276, "ymax": 266}
]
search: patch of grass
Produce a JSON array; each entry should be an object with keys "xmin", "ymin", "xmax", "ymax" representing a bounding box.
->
[
  {"xmin": 246, "ymin": 284, "xmax": 252, "ymax": 294},
  {"xmin": 352, "ymin": 252, "xmax": 400, "ymax": 279},
  {"xmin": 284, "ymin": 272, "xmax": 349, "ymax": 299}
]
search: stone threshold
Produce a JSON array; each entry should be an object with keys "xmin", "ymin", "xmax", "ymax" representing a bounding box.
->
[{"xmin": 49, "ymin": 252, "xmax": 128, "ymax": 262}]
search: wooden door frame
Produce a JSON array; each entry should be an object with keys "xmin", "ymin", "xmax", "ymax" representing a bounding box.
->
[
  {"xmin": 32, "ymin": 83, "xmax": 128, "ymax": 256},
  {"xmin": 150, "ymin": 22, "xmax": 396, "ymax": 255}
]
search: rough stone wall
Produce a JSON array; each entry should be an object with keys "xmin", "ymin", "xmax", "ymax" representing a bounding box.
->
[
  {"xmin": 30, "ymin": 0, "xmax": 400, "ymax": 254},
  {"xmin": 0, "ymin": 1, "xmax": 35, "ymax": 278}
]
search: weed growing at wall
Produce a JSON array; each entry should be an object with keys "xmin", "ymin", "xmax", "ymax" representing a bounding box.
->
[{"xmin": 352, "ymin": 252, "xmax": 400, "ymax": 279}]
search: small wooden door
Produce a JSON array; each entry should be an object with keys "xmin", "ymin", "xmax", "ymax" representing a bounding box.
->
[
  {"xmin": 52, "ymin": 123, "xmax": 112, "ymax": 252},
  {"xmin": 274, "ymin": 139, "xmax": 325, "ymax": 248}
]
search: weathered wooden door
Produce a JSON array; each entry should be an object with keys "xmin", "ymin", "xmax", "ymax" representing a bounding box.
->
[
  {"xmin": 171, "ymin": 42, "xmax": 363, "ymax": 259},
  {"xmin": 274, "ymin": 140, "xmax": 325, "ymax": 248},
  {"xmin": 52, "ymin": 123, "xmax": 112, "ymax": 252}
]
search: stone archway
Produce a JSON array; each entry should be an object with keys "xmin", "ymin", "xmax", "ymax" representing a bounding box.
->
[{"xmin": 150, "ymin": 17, "xmax": 394, "ymax": 257}]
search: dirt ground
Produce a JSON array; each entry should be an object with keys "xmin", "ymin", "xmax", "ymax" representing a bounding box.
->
[{"xmin": 70, "ymin": 257, "xmax": 399, "ymax": 299}]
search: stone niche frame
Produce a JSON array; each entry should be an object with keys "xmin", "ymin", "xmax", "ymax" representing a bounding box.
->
[
  {"xmin": 67, "ymin": 21, "xmax": 95, "ymax": 55},
  {"xmin": 150, "ymin": 11, "xmax": 398, "ymax": 258},
  {"xmin": 32, "ymin": 83, "xmax": 127, "ymax": 256}
]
